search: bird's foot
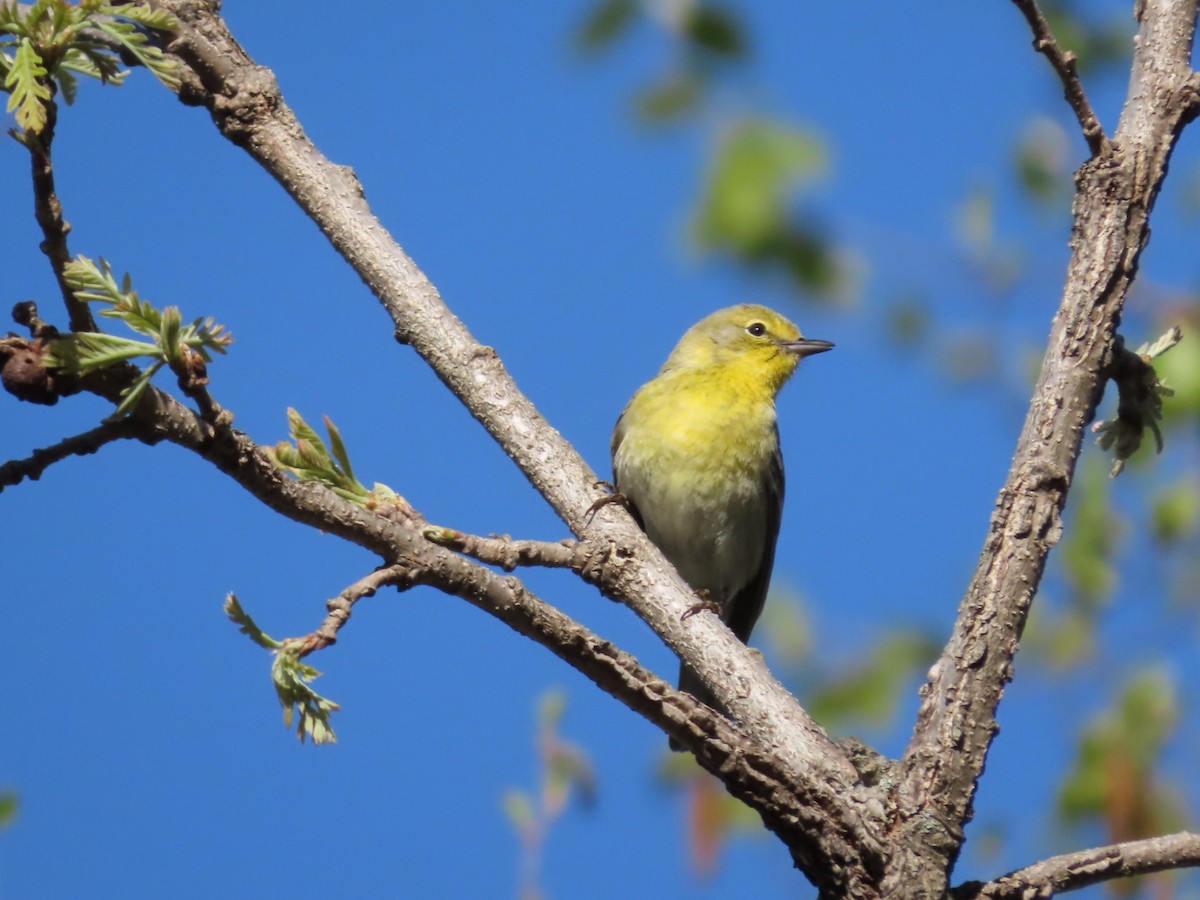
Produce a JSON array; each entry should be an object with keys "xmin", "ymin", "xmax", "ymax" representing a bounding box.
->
[
  {"xmin": 681, "ymin": 589, "xmax": 721, "ymax": 621},
  {"xmin": 584, "ymin": 482, "xmax": 630, "ymax": 525}
]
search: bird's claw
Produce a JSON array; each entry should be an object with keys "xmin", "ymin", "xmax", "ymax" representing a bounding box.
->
[
  {"xmin": 681, "ymin": 590, "xmax": 721, "ymax": 621},
  {"xmin": 584, "ymin": 483, "xmax": 630, "ymax": 526}
]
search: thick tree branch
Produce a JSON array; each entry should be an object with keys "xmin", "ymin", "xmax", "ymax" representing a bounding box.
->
[
  {"xmin": 952, "ymin": 831, "xmax": 1200, "ymax": 898},
  {"xmin": 9, "ymin": 360, "xmax": 873, "ymax": 896},
  {"xmin": 141, "ymin": 7, "xmax": 871, "ymax": 879},
  {"xmin": 889, "ymin": 1, "xmax": 1200, "ymax": 892},
  {"xmin": 1010, "ymin": 0, "xmax": 1110, "ymax": 154}
]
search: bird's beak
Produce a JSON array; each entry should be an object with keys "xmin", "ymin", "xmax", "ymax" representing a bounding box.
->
[{"xmin": 780, "ymin": 338, "xmax": 834, "ymax": 359}]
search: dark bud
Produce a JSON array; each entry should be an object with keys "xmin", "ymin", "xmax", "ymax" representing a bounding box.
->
[{"xmin": 1, "ymin": 339, "xmax": 59, "ymax": 405}]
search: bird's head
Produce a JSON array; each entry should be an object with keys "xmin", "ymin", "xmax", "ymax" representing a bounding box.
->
[{"xmin": 663, "ymin": 304, "xmax": 833, "ymax": 391}]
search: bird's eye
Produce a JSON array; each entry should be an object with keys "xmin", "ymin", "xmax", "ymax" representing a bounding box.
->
[{"xmin": 746, "ymin": 322, "xmax": 767, "ymax": 337}]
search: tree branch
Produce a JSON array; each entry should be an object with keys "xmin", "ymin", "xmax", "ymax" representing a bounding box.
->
[
  {"xmin": 952, "ymin": 831, "xmax": 1200, "ymax": 898},
  {"xmin": 5, "ymin": 354, "xmax": 872, "ymax": 894},
  {"xmin": 284, "ymin": 564, "xmax": 414, "ymax": 658},
  {"xmin": 21, "ymin": 92, "xmax": 98, "ymax": 333},
  {"xmin": 144, "ymin": 5, "xmax": 868, "ymax": 873},
  {"xmin": 423, "ymin": 525, "xmax": 585, "ymax": 572},
  {"xmin": 1009, "ymin": 0, "xmax": 1110, "ymax": 154},
  {"xmin": 0, "ymin": 419, "xmax": 144, "ymax": 489},
  {"xmin": 888, "ymin": 0, "xmax": 1200, "ymax": 891}
]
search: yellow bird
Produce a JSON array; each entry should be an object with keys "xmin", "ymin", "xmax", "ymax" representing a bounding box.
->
[{"xmin": 611, "ymin": 304, "xmax": 832, "ymax": 745}]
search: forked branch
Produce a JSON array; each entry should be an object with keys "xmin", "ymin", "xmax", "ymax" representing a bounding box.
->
[{"xmin": 1010, "ymin": 0, "xmax": 1109, "ymax": 153}]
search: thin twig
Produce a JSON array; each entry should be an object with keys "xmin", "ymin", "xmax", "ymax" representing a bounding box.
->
[
  {"xmin": 21, "ymin": 95, "xmax": 98, "ymax": 333},
  {"xmin": 286, "ymin": 564, "xmax": 414, "ymax": 658},
  {"xmin": 423, "ymin": 525, "xmax": 580, "ymax": 570},
  {"xmin": 1010, "ymin": 0, "xmax": 1110, "ymax": 155},
  {"xmin": 953, "ymin": 831, "xmax": 1200, "ymax": 898},
  {"xmin": 168, "ymin": 348, "xmax": 232, "ymax": 427},
  {"xmin": 0, "ymin": 420, "xmax": 144, "ymax": 490}
]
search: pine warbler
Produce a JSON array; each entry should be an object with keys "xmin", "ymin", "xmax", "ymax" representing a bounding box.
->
[{"xmin": 611, "ymin": 304, "xmax": 832, "ymax": 745}]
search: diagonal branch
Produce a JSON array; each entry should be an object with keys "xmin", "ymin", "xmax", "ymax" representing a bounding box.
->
[
  {"xmin": 81, "ymin": 377, "xmax": 879, "ymax": 891},
  {"xmin": 284, "ymin": 564, "xmax": 414, "ymax": 658},
  {"xmin": 888, "ymin": 0, "xmax": 1200, "ymax": 891},
  {"xmin": 1009, "ymin": 0, "xmax": 1109, "ymax": 155},
  {"xmin": 952, "ymin": 831, "xmax": 1200, "ymax": 898},
  {"xmin": 144, "ymin": 4, "xmax": 867, "ymax": 868}
]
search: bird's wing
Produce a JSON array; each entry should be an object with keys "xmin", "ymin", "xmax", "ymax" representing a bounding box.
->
[{"xmin": 722, "ymin": 425, "xmax": 785, "ymax": 643}]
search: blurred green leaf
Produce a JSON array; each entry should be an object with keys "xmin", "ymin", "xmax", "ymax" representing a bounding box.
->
[
  {"xmin": 658, "ymin": 764, "xmax": 765, "ymax": 878},
  {"xmin": 1041, "ymin": 1, "xmax": 1133, "ymax": 75},
  {"xmin": 507, "ymin": 691, "xmax": 596, "ymax": 899},
  {"xmin": 694, "ymin": 119, "xmax": 825, "ymax": 249},
  {"xmin": 691, "ymin": 119, "xmax": 849, "ymax": 297},
  {"xmin": 0, "ymin": 791, "xmax": 17, "ymax": 831},
  {"xmin": 1151, "ymin": 478, "xmax": 1200, "ymax": 545},
  {"xmin": 957, "ymin": 183, "xmax": 995, "ymax": 251},
  {"xmin": 1154, "ymin": 312, "xmax": 1200, "ymax": 423},
  {"xmin": 778, "ymin": 225, "xmax": 849, "ymax": 297},
  {"xmin": 808, "ymin": 632, "xmax": 940, "ymax": 729},
  {"xmin": 682, "ymin": 5, "xmax": 745, "ymax": 58},
  {"xmin": 503, "ymin": 788, "xmax": 536, "ymax": 837},
  {"xmin": 939, "ymin": 333, "xmax": 999, "ymax": 383},
  {"xmin": 1059, "ymin": 668, "xmax": 1180, "ymax": 843},
  {"xmin": 1014, "ymin": 116, "xmax": 1070, "ymax": 205},
  {"xmin": 574, "ymin": 0, "xmax": 638, "ymax": 53},
  {"xmin": 538, "ymin": 688, "xmax": 567, "ymax": 729},
  {"xmin": 885, "ymin": 294, "xmax": 932, "ymax": 348},
  {"xmin": 758, "ymin": 586, "xmax": 812, "ymax": 667},
  {"xmin": 635, "ymin": 70, "xmax": 704, "ymax": 122},
  {"xmin": 1060, "ymin": 460, "xmax": 1121, "ymax": 609},
  {"xmin": 1022, "ymin": 601, "xmax": 1095, "ymax": 669}
]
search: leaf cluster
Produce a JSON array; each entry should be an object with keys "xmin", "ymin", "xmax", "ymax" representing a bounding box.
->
[
  {"xmin": 574, "ymin": 0, "xmax": 745, "ymax": 122},
  {"xmin": 44, "ymin": 256, "xmax": 232, "ymax": 417},
  {"xmin": 1059, "ymin": 668, "xmax": 1184, "ymax": 842},
  {"xmin": 693, "ymin": 119, "xmax": 847, "ymax": 297},
  {"xmin": 269, "ymin": 408, "xmax": 400, "ymax": 509},
  {"xmin": 224, "ymin": 594, "xmax": 340, "ymax": 745},
  {"xmin": 0, "ymin": 0, "xmax": 178, "ymax": 132}
]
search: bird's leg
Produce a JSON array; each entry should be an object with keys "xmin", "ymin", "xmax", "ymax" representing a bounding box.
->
[
  {"xmin": 584, "ymin": 480, "xmax": 631, "ymax": 525},
  {"xmin": 681, "ymin": 588, "xmax": 722, "ymax": 621}
]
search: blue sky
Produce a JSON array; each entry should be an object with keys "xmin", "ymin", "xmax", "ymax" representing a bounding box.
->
[{"xmin": 3, "ymin": 2, "xmax": 1197, "ymax": 898}]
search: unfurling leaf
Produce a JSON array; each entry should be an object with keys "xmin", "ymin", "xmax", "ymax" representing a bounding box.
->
[{"xmin": 225, "ymin": 594, "xmax": 339, "ymax": 744}]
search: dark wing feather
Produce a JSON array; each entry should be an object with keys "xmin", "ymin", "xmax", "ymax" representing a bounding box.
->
[{"xmin": 723, "ymin": 425, "xmax": 784, "ymax": 643}]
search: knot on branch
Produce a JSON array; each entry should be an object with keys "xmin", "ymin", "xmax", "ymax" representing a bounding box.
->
[
  {"xmin": 1, "ymin": 336, "xmax": 60, "ymax": 405},
  {"xmin": 210, "ymin": 68, "xmax": 280, "ymax": 143},
  {"xmin": 572, "ymin": 537, "xmax": 634, "ymax": 592}
]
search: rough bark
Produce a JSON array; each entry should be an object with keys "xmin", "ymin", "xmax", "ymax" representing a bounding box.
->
[{"xmin": 5, "ymin": 0, "xmax": 1200, "ymax": 895}]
